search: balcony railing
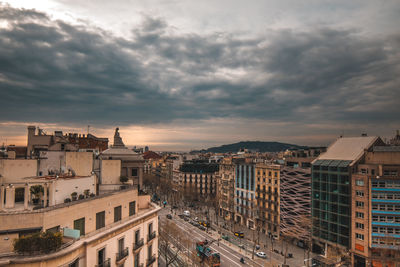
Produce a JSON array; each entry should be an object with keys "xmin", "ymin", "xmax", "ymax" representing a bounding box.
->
[
  {"xmin": 116, "ymin": 248, "xmax": 129, "ymax": 262},
  {"xmin": 133, "ymin": 238, "xmax": 144, "ymax": 251},
  {"xmin": 148, "ymin": 231, "xmax": 156, "ymax": 242},
  {"xmin": 146, "ymin": 254, "xmax": 156, "ymax": 266},
  {"xmin": 96, "ymin": 258, "xmax": 111, "ymax": 267}
]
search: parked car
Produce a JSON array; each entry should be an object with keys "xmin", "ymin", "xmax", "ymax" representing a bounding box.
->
[
  {"xmin": 234, "ymin": 231, "xmax": 244, "ymax": 238},
  {"xmin": 198, "ymin": 225, "xmax": 206, "ymax": 231},
  {"xmin": 166, "ymin": 214, "xmax": 172, "ymax": 219},
  {"xmin": 256, "ymin": 251, "xmax": 267, "ymax": 259},
  {"xmin": 183, "ymin": 210, "xmax": 190, "ymax": 217},
  {"xmin": 184, "ymin": 217, "xmax": 189, "ymax": 221},
  {"xmin": 172, "ymin": 205, "xmax": 178, "ymax": 209},
  {"xmin": 178, "ymin": 214, "xmax": 184, "ymax": 219},
  {"xmin": 256, "ymin": 245, "xmax": 260, "ymax": 250}
]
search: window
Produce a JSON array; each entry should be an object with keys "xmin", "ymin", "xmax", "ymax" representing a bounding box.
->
[
  {"xmin": 356, "ymin": 212, "xmax": 364, "ymax": 219},
  {"xmin": 356, "ymin": 201, "xmax": 364, "ymax": 208},
  {"xmin": 356, "ymin": 222, "xmax": 364, "ymax": 230},
  {"xmin": 131, "ymin": 168, "xmax": 138, "ymax": 177},
  {"xmin": 356, "ymin": 180, "xmax": 364, "ymax": 186},
  {"xmin": 356, "ymin": 233, "xmax": 364, "ymax": 240},
  {"xmin": 356, "ymin": 191, "xmax": 364, "ymax": 197},
  {"xmin": 96, "ymin": 211, "xmax": 105, "ymax": 230},
  {"xmin": 73, "ymin": 217, "xmax": 85, "ymax": 235},
  {"xmin": 148, "ymin": 244, "xmax": 153, "ymax": 260},
  {"xmin": 114, "ymin": 206, "xmax": 122, "ymax": 222},
  {"xmin": 134, "ymin": 253, "xmax": 140, "ymax": 267},
  {"xmin": 69, "ymin": 258, "xmax": 79, "ymax": 267},
  {"xmin": 135, "ymin": 230, "xmax": 140, "ymax": 243},
  {"xmin": 97, "ymin": 247, "xmax": 105, "ymax": 266},
  {"xmin": 129, "ymin": 201, "xmax": 136, "ymax": 216},
  {"xmin": 118, "ymin": 238, "xmax": 124, "ymax": 254}
]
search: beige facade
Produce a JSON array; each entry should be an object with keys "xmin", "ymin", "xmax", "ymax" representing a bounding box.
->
[
  {"xmin": 217, "ymin": 158, "xmax": 235, "ymax": 221},
  {"xmin": 100, "ymin": 159, "xmax": 122, "ymax": 184},
  {"xmin": 65, "ymin": 152, "xmax": 93, "ymax": 177},
  {"xmin": 0, "ymin": 159, "xmax": 37, "ymax": 184},
  {"xmin": 0, "ymin": 188, "xmax": 160, "ymax": 267},
  {"xmin": 255, "ymin": 163, "xmax": 280, "ymax": 235}
]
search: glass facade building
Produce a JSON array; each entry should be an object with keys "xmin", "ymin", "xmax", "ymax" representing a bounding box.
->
[{"xmin": 312, "ymin": 159, "xmax": 352, "ymax": 248}]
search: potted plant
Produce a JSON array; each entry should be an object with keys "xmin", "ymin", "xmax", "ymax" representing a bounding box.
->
[
  {"xmin": 120, "ymin": 175, "xmax": 129, "ymax": 189},
  {"xmin": 89, "ymin": 193, "xmax": 95, "ymax": 197},
  {"xmin": 84, "ymin": 189, "xmax": 90, "ymax": 198},
  {"xmin": 78, "ymin": 194, "xmax": 85, "ymax": 200},
  {"xmin": 30, "ymin": 185, "xmax": 44, "ymax": 205},
  {"xmin": 120, "ymin": 175, "xmax": 128, "ymax": 184},
  {"xmin": 64, "ymin": 198, "xmax": 71, "ymax": 203},
  {"xmin": 71, "ymin": 192, "xmax": 78, "ymax": 201}
]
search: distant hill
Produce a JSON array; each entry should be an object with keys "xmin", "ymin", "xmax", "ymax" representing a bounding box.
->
[{"xmin": 194, "ymin": 141, "xmax": 307, "ymax": 153}]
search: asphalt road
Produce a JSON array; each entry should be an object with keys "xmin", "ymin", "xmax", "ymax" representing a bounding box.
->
[{"xmin": 159, "ymin": 207, "xmax": 270, "ymax": 267}]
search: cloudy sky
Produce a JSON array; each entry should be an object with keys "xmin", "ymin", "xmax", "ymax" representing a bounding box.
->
[{"xmin": 0, "ymin": 1, "xmax": 399, "ymax": 151}]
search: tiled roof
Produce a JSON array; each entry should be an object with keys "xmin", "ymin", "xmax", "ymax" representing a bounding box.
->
[{"xmin": 143, "ymin": 151, "xmax": 161, "ymax": 159}]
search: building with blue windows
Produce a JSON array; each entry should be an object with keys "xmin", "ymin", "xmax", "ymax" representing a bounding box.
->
[{"xmin": 233, "ymin": 158, "xmax": 256, "ymax": 228}]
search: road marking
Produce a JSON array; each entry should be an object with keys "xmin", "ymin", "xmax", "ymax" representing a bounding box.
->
[{"xmin": 170, "ymin": 218, "xmax": 263, "ymax": 267}]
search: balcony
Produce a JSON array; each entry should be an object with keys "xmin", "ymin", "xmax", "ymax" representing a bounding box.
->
[
  {"xmin": 148, "ymin": 231, "xmax": 156, "ymax": 242},
  {"xmin": 116, "ymin": 248, "xmax": 129, "ymax": 263},
  {"xmin": 146, "ymin": 254, "xmax": 156, "ymax": 266},
  {"xmin": 96, "ymin": 258, "xmax": 111, "ymax": 267},
  {"xmin": 133, "ymin": 238, "xmax": 144, "ymax": 251}
]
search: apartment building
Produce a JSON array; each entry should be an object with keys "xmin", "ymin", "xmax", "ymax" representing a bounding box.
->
[
  {"xmin": 351, "ymin": 146, "xmax": 400, "ymax": 267},
  {"xmin": 27, "ymin": 126, "xmax": 108, "ymax": 157},
  {"xmin": 217, "ymin": 157, "xmax": 235, "ymax": 221},
  {"xmin": 178, "ymin": 159, "xmax": 219, "ymax": 196},
  {"xmin": 255, "ymin": 163, "xmax": 280, "ymax": 235},
  {"xmin": 0, "ymin": 127, "xmax": 159, "ymax": 267},
  {"xmin": 0, "ymin": 184, "xmax": 159, "ymax": 267}
]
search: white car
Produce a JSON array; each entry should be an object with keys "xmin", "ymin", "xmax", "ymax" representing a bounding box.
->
[{"xmin": 256, "ymin": 251, "xmax": 267, "ymax": 258}]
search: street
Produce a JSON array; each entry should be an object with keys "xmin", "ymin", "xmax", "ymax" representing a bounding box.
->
[
  {"xmin": 159, "ymin": 207, "xmax": 269, "ymax": 267},
  {"xmin": 158, "ymin": 202, "xmax": 314, "ymax": 267}
]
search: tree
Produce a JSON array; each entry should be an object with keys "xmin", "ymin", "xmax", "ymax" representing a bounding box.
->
[
  {"xmin": 159, "ymin": 220, "xmax": 182, "ymax": 267},
  {"xmin": 30, "ymin": 185, "xmax": 43, "ymax": 204}
]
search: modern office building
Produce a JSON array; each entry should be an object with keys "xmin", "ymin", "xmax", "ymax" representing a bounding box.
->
[{"xmin": 312, "ymin": 136, "xmax": 385, "ymax": 266}]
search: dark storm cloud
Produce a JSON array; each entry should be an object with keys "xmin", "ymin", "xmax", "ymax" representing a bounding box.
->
[{"xmin": 0, "ymin": 5, "xmax": 399, "ymax": 127}]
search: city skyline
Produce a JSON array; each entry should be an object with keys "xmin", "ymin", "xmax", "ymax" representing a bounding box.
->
[{"xmin": 1, "ymin": 1, "xmax": 399, "ymax": 151}]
